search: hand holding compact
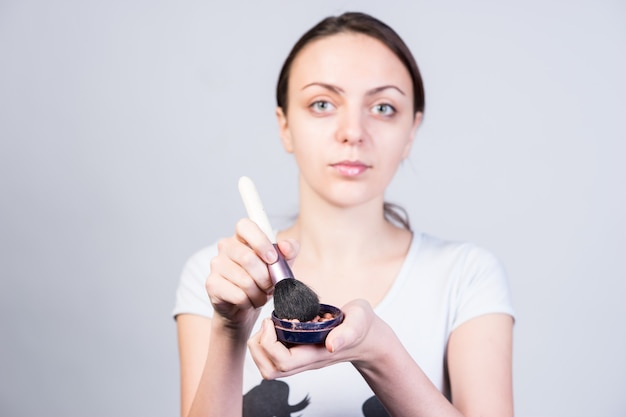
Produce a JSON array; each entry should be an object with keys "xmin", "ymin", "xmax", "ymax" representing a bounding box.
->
[{"xmin": 248, "ymin": 299, "xmax": 389, "ymax": 380}]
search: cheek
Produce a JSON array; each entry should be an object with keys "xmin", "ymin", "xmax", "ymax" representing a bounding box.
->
[
  {"xmin": 288, "ymin": 117, "xmax": 333, "ymax": 152},
  {"xmin": 286, "ymin": 131, "xmax": 320, "ymax": 169},
  {"xmin": 373, "ymin": 124, "xmax": 414, "ymax": 157}
]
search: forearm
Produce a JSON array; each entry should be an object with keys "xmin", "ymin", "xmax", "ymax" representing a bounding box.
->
[
  {"xmin": 187, "ymin": 318, "xmax": 250, "ymax": 417},
  {"xmin": 352, "ymin": 319, "xmax": 463, "ymax": 417}
]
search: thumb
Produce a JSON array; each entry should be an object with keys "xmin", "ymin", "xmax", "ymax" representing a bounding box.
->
[
  {"xmin": 325, "ymin": 299, "xmax": 373, "ymax": 353},
  {"xmin": 276, "ymin": 238, "xmax": 300, "ymax": 262}
]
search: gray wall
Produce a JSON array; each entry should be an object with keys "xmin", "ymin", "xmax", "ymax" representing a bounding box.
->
[{"xmin": 1, "ymin": 1, "xmax": 625, "ymax": 416}]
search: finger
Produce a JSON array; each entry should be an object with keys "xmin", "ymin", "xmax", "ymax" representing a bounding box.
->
[
  {"xmin": 217, "ymin": 236, "xmax": 274, "ymax": 294},
  {"xmin": 206, "ymin": 270, "xmax": 254, "ymax": 313},
  {"xmin": 208, "ymin": 255, "xmax": 269, "ymax": 309},
  {"xmin": 275, "ymin": 238, "xmax": 300, "ymax": 263},
  {"xmin": 235, "ymin": 218, "xmax": 278, "ymax": 264},
  {"xmin": 248, "ymin": 319, "xmax": 284, "ymax": 378},
  {"xmin": 249, "ymin": 319, "xmax": 313, "ymax": 378},
  {"xmin": 258, "ymin": 320, "xmax": 332, "ymax": 377}
]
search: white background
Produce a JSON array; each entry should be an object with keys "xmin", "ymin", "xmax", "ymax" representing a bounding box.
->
[{"xmin": 1, "ymin": 1, "xmax": 625, "ymax": 416}]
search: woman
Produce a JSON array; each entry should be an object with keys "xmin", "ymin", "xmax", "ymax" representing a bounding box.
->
[{"xmin": 174, "ymin": 11, "xmax": 514, "ymax": 417}]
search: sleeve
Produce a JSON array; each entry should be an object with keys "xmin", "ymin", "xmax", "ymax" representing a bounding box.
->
[
  {"xmin": 172, "ymin": 244, "xmax": 217, "ymax": 319},
  {"xmin": 450, "ymin": 244, "xmax": 515, "ymax": 331}
]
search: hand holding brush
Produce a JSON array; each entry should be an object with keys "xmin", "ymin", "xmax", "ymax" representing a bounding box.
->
[{"xmin": 238, "ymin": 176, "xmax": 321, "ymax": 322}]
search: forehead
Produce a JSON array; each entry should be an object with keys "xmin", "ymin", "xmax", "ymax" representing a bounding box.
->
[{"xmin": 288, "ymin": 32, "xmax": 412, "ymax": 91}]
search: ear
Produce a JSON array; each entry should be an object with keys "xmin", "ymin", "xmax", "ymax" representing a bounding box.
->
[
  {"xmin": 401, "ymin": 111, "xmax": 423, "ymax": 159},
  {"xmin": 276, "ymin": 107, "xmax": 294, "ymax": 153}
]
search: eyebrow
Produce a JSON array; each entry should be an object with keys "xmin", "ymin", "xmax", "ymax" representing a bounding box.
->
[{"xmin": 301, "ymin": 82, "xmax": 406, "ymax": 96}]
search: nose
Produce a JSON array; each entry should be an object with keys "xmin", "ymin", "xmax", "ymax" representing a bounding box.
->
[{"xmin": 336, "ymin": 106, "xmax": 365, "ymax": 145}]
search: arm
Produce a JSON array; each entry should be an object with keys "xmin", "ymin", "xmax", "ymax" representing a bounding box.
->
[
  {"xmin": 176, "ymin": 219, "xmax": 300, "ymax": 417},
  {"xmin": 356, "ymin": 313, "xmax": 513, "ymax": 417},
  {"xmin": 248, "ymin": 302, "xmax": 513, "ymax": 417},
  {"xmin": 248, "ymin": 300, "xmax": 462, "ymax": 415},
  {"xmin": 177, "ymin": 314, "xmax": 211, "ymax": 417},
  {"xmin": 177, "ymin": 314, "xmax": 254, "ymax": 416},
  {"xmin": 447, "ymin": 313, "xmax": 514, "ymax": 416},
  {"xmin": 351, "ymin": 310, "xmax": 464, "ymax": 417},
  {"xmin": 177, "ymin": 313, "xmax": 254, "ymax": 417}
]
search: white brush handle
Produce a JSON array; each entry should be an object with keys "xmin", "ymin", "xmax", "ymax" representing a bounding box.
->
[
  {"xmin": 238, "ymin": 176, "xmax": 277, "ymax": 243},
  {"xmin": 238, "ymin": 176, "xmax": 293, "ymax": 283}
]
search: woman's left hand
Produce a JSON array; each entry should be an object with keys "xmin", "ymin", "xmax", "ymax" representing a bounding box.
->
[{"xmin": 247, "ymin": 299, "xmax": 389, "ymax": 379}]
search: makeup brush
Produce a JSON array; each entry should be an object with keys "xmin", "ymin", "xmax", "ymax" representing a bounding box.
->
[{"xmin": 238, "ymin": 176, "xmax": 320, "ymax": 322}]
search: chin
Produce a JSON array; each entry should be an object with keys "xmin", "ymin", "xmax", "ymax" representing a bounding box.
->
[{"xmin": 326, "ymin": 186, "xmax": 382, "ymax": 208}]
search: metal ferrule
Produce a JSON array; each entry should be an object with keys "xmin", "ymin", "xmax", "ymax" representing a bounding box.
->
[{"xmin": 268, "ymin": 243, "xmax": 295, "ymax": 284}]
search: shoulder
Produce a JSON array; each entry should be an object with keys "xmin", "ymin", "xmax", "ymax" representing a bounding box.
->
[
  {"xmin": 412, "ymin": 232, "xmax": 511, "ymax": 307},
  {"xmin": 414, "ymin": 232, "xmax": 504, "ymax": 272},
  {"xmin": 414, "ymin": 233, "xmax": 514, "ymax": 328},
  {"xmin": 173, "ymin": 241, "xmax": 221, "ymax": 319}
]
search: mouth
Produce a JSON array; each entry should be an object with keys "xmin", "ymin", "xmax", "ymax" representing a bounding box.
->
[{"xmin": 330, "ymin": 160, "xmax": 371, "ymax": 176}]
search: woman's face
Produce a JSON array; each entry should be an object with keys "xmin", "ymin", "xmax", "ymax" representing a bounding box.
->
[{"xmin": 277, "ymin": 32, "xmax": 422, "ymax": 209}]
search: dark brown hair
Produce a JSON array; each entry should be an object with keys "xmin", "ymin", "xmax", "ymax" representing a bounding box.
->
[
  {"xmin": 276, "ymin": 12, "xmax": 425, "ymax": 116},
  {"xmin": 277, "ymin": 12, "xmax": 422, "ymax": 231}
]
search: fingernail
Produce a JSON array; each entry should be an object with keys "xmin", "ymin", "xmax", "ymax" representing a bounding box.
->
[
  {"xmin": 265, "ymin": 249, "xmax": 277, "ymax": 264},
  {"xmin": 331, "ymin": 337, "xmax": 344, "ymax": 353}
]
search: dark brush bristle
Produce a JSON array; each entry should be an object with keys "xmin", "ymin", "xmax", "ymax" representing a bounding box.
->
[{"xmin": 273, "ymin": 279, "xmax": 320, "ymax": 322}]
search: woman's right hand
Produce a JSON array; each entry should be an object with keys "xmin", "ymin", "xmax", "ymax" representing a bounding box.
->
[{"xmin": 205, "ymin": 218, "xmax": 298, "ymax": 335}]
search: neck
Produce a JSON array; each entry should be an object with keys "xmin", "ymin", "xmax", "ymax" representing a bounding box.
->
[{"xmin": 279, "ymin": 186, "xmax": 410, "ymax": 268}]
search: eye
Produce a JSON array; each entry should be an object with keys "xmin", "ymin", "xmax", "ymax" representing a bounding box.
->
[
  {"xmin": 372, "ymin": 103, "xmax": 396, "ymax": 116},
  {"xmin": 310, "ymin": 100, "xmax": 335, "ymax": 113}
]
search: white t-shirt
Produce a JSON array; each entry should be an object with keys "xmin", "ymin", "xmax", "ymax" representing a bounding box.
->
[{"xmin": 173, "ymin": 232, "xmax": 515, "ymax": 416}]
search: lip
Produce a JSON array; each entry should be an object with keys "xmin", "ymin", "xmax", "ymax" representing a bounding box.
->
[{"xmin": 330, "ymin": 160, "xmax": 371, "ymax": 176}]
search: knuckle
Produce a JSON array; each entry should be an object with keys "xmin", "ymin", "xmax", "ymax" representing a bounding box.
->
[
  {"xmin": 231, "ymin": 290, "xmax": 249, "ymax": 307},
  {"xmin": 205, "ymin": 276, "xmax": 215, "ymax": 295},
  {"xmin": 235, "ymin": 218, "xmax": 252, "ymax": 236},
  {"xmin": 261, "ymin": 369, "xmax": 279, "ymax": 380},
  {"xmin": 208, "ymin": 255, "xmax": 222, "ymax": 272},
  {"xmin": 239, "ymin": 249, "xmax": 261, "ymax": 270},
  {"xmin": 205, "ymin": 277, "xmax": 223, "ymax": 300},
  {"xmin": 216, "ymin": 236, "xmax": 232, "ymax": 252}
]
